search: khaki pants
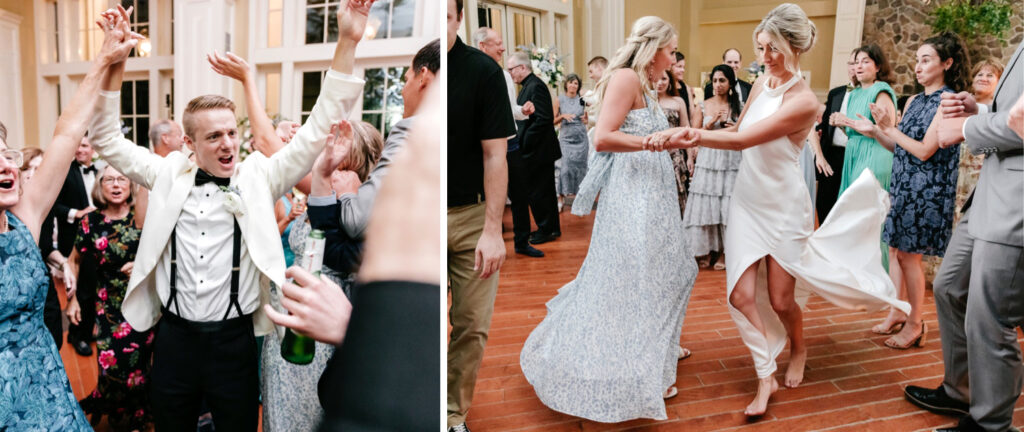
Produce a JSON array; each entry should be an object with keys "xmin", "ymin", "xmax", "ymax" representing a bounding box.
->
[{"xmin": 447, "ymin": 203, "xmax": 500, "ymax": 427}]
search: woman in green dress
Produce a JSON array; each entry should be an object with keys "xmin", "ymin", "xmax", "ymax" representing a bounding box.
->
[{"xmin": 831, "ymin": 44, "xmax": 897, "ymax": 269}]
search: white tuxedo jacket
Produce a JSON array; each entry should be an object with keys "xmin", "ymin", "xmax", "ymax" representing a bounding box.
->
[{"xmin": 88, "ymin": 72, "xmax": 364, "ymax": 335}]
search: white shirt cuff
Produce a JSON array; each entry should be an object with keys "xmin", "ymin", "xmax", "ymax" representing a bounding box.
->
[
  {"xmin": 67, "ymin": 208, "xmax": 78, "ymax": 223},
  {"xmin": 307, "ymin": 195, "xmax": 336, "ymax": 206},
  {"xmin": 326, "ymin": 69, "xmax": 360, "ymax": 81}
]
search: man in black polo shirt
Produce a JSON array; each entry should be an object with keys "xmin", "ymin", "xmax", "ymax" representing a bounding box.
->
[{"xmin": 446, "ymin": 0, "xmax": 515, "ymax": 431}]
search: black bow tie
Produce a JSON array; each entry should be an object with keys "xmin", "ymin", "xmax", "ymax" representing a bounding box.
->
[
  {"xmin": 81, "ymin": 165, "xmax": 97, "ymax": 175},
  {"xmin": 195, "ymin": 169, "xmax": 230, "ymax": 187}
]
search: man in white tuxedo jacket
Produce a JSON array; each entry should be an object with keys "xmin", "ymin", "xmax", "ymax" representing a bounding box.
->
[{"xmin": 86, "ymin": 2, "xmax": 372, "ymax": 430}]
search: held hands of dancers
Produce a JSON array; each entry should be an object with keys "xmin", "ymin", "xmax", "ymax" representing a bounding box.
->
[
  {"xmin": 264, "ymin": 266, "xmax": 353, "ymax": 346},
  {"xmin": 95, "ymin": 4, "xmax": 145, "ymax": 66},
  {"xmin": 936, "ymin": 92, "xmax": 975, "ymax": 148},
  {"xmin": 940, "ymin": 91, "xmax": 978, "ymax": 119},
  {"xmin": 641, "ymin": 128, "xmax": 700, "ymax": 151}
]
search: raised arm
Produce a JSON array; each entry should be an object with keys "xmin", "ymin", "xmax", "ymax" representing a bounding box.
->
[
  {"xmin": 263, "ymin": 0, "xmax": 371, "ymax": 199},
  {"xmin": 208, "ymin": 51, "xmax": 313, "ymax": 195},
  {"xmin": 89, "ymin": 6, "xmax": 166, "ymax": 189},
  {"xmin": 16, "ymin": 6, "xmax": 140, "ymax": 240},
  {"xmin": 208, "ymin": 51, "xmax": 283, "ymax": 156}
]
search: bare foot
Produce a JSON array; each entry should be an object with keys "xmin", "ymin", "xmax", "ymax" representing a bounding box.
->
[
  {"xmin": 744, "ymin": 376, "xmax": 778, "ymax": 416},
  {"xmin": 871, "ymin": 310, "xmax": 907, "ymax": 335},
  {"xmin": 784, "ymin": 346, "xmax": 807, "ymax": 388}
]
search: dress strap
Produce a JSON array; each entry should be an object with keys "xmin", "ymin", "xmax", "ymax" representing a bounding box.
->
[
  {"xmin": 762, "ymin": 73, "xmax": 802, "ymax": 97},
  {"xmin": 572, "ymin": 152, "xmax": 612, "ymax": 216}
]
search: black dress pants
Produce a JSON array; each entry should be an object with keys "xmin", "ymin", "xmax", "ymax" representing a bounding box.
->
[
  {"xmin": 42, "ymin": 269, "xmax": 63, "ymax": 350},
  {"xmin": 528, "ymin": 156, "xmax": 560, "ymax": 236},
  {"xmin": 815, "ymin": 145, "xmax": 846, "ymax": 222},
  {"xmin": 150, "ymin": 312, "xmax": 258, "ymax": 432},
  {"xmin": 68, "ymin": 266, "xmax": 97, "ymax": 344},
  {"xmin": 507, "ymin": 149, "xmax": 532, "ymax": 248}
]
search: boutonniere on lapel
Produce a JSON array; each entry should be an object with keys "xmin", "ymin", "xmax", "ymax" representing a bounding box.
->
[{"xmin": 219, "ymin": 185, "xmax": 246, "ymax": 217}]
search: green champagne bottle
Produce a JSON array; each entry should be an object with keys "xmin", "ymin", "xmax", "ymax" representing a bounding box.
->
[{"xmin": 281, "ymin": 229, "xmax": 325, "ymax": 365}]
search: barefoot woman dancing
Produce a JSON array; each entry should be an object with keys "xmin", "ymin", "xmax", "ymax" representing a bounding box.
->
[{"xmin": 657, "ymin": 3, "xmax": 910, "ymax": 416}]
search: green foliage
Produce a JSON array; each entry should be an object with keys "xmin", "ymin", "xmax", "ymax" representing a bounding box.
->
[{"xmin": 928, "ymin": 0, "xmax": 1014, "ymax": 42}]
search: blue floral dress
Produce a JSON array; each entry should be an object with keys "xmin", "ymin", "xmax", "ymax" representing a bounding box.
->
[
  {"xmin": 883, "ymin": 87, "xmax": 959, "ymax": 256},
  {"xmin": 520, "ymin": 95, "xmax": 697, "ymax": 422},
  {"xmin": 0, "ymin": 211, "xmax": 91, "ymax": 430}
]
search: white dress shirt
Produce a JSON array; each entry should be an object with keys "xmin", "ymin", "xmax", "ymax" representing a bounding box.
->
[
  {"xmin": 153, "ymin": 181, "xmax": 259, "ymax": 321},
  {"xmin": 66, "ymin": 163, "xmax": 97, "ymax": 223},
  {"xmin": 504, "ymin": 69, "xmax": 529, "ymax": 138},
  {"xmin": 832, "ymin": 90, "xmax": 852, "ymax": 148}
]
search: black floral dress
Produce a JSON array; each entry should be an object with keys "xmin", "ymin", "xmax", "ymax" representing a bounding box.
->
[
  {"xmin": 73, "ymin": 209, "xmax": 153, "ymax": 430},
  {"xmin": 883, "ymin": 86, "xmax": 959, "ymax": 256}
]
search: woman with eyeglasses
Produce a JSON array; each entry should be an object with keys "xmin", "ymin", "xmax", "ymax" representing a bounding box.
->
[
  {"xmin": 0, "ymin": 9, "xmax": 140, "ymax": 429},
  {"xmin": 65, "ymin": 165, "xmax": 152, "ymax": 431}
]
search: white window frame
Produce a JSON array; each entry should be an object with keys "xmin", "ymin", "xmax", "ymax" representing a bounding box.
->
[{"xmin": 34, "ymin": 0, "xmax": 172, "ymax": 148}]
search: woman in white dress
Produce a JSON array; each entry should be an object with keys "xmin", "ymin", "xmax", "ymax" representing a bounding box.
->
[
  {"xmin": 519, "ymin": 16, "xmax": 698, "ymax": 423},
  {"xmin": 653, "ymin": 3, "xmax": 910, "ymax": 416}
]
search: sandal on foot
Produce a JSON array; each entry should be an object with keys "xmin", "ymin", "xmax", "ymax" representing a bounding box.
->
[
  {"xmin": 663, "ymin": 386, "xmax": 678, "ymax": 399},
  {"xmin": 871, "ymin": 320, "xmax": 905, "ymax": 335},
  {"xmin": 678, "ymin": 346, "xmax": 692, "ymax": 360}
]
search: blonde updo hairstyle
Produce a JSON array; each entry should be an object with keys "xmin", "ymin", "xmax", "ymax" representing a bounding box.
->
[
  {"xmin": 752, "ymin": 3, "xmax": 817, "ymax": 74},
  {"xmin": 591, "ymin": 16, "xmax": 676, "ymax": 118}
]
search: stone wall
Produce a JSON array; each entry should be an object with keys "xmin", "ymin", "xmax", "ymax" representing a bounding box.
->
[{"xmin": 863, "ymin": 0, "xmax": 1024, "ymax": 97}]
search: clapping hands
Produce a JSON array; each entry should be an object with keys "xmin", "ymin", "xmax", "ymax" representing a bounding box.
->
[{"xmin": 313, "ymin": 121, "xmax": 354, "ymax": 180}]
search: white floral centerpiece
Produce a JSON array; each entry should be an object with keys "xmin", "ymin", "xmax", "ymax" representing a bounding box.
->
[{"xmin": 518, "ymin": 43, "xmax": 566, "ymax": 90}]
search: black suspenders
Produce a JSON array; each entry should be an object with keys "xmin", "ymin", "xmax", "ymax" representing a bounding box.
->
[{"xmin": 165, "ymin": 219, "xmax": 244, "ymax": 320}]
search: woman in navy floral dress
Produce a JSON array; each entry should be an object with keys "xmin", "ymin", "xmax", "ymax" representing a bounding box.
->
[
  {"xmin": 0, "ymin": 12, "xmax": 138, "ymax": 429},
  {"xmin": 66, "ymin": 165, "xmax": 151, "ymax": 431},
  {"xmin": 849, "ymin": 33, "xmax": 971, "ymax": 350}
]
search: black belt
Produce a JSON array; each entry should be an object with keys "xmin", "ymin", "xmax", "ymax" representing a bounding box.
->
[
  {"xmin": 448, "ymin": 192, "xmax": 485, "ymax": 208},
  {"xmin": 160, "ymin": 306, "xmax": 252, "ymax": 333}
]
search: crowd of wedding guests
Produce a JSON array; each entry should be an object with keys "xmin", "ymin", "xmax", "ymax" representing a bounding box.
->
[
  {"xmin": 2, "ymin": 1, "xmax": 438, "ymax": 431},
  {"xmin": 447, "ymin": 0, "xmax": 1023, "ymax": 429}
]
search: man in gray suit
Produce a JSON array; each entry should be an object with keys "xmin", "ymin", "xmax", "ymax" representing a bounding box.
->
[
  {"xmin": 307, "ymin": 39, "xmax": 439, "ymax": 240},
  {"xmin": 903, "ymin": 41, "xmax": 1023, "ymax": 432}
]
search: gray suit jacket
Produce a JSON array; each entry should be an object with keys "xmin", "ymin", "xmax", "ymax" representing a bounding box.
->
[
  {"xmin": 331, "ymin": 116, "xmax": 413, "ymax": 240},
  {"xmin": 964, "ymin": 41, "xmax": 1024, "ymax": 247}
]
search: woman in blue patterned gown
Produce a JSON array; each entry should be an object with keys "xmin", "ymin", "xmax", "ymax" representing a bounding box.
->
[
  {"xmin": 0, "ymin": 10, "xmax": 139, "ymax": 430},
  {"xmin": 848, "ymin": 33, "xmax": 971, "ymax": 350},
  {"xmin": 520, "ymin": 16, "xmax": 697, "ymax": 423}
]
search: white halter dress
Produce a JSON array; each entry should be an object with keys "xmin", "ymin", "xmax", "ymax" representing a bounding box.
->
[{"xmin": 726, "ymin": 75, "xmax": 911, "ymax": 379}]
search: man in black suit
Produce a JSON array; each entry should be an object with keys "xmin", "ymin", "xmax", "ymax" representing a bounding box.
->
[
  {"xmin": 55, "ymin": 137, "xmax": 98, "ymax": 356},
  {"xmin": 815, "ymin": 51, "xmax": 858, "ymax": 221},
  {"xmin": 507, "ymin": 51, "xmax": 560, "ymax": 245},
  {"xmin": 704, "ymin": 48, "xmax": 752, "ymax": 103}
]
